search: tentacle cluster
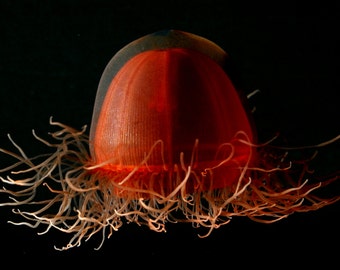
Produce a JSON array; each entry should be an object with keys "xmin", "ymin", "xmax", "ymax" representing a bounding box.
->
[{"xmin": 0, "ymin": 118, "xmax": 339, "ymax": 250}]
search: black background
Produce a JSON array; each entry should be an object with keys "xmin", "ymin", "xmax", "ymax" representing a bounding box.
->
[{"xmin": 0, "ymin": 0, "xmax": 339, "ymax": 266}]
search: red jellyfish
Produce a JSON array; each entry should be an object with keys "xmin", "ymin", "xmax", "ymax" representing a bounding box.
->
[{"xmin": 0, "ymin": 29, "xmax": 339, "ymax": 250}]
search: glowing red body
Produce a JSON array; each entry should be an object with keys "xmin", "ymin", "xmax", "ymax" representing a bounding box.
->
[{"xmin": 92, "ymin": 48, "xmax": 254, "ymax": 194}]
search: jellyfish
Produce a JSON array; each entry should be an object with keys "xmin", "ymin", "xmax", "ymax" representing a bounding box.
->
[{"xmin": 0, "ymin": 29, "xmax": 339, "ymax": 251}]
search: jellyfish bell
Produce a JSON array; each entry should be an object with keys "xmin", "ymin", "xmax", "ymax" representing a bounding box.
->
[
  {"xmin": 0, "ymin": 29, "xmax": 339, "ymax": 251},
  {"xmin": 90, "ymin": 30, "xmax": 256, "ymax": 196}
]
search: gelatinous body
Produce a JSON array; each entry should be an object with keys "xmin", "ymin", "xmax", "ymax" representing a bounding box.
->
[
  {"xmin": 92, "ymin": 47, "xmax": 254, "ymax": 195},
  {"xmin": 0, "ymin": 30, "xmax": 339, "ymax": 250}
]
